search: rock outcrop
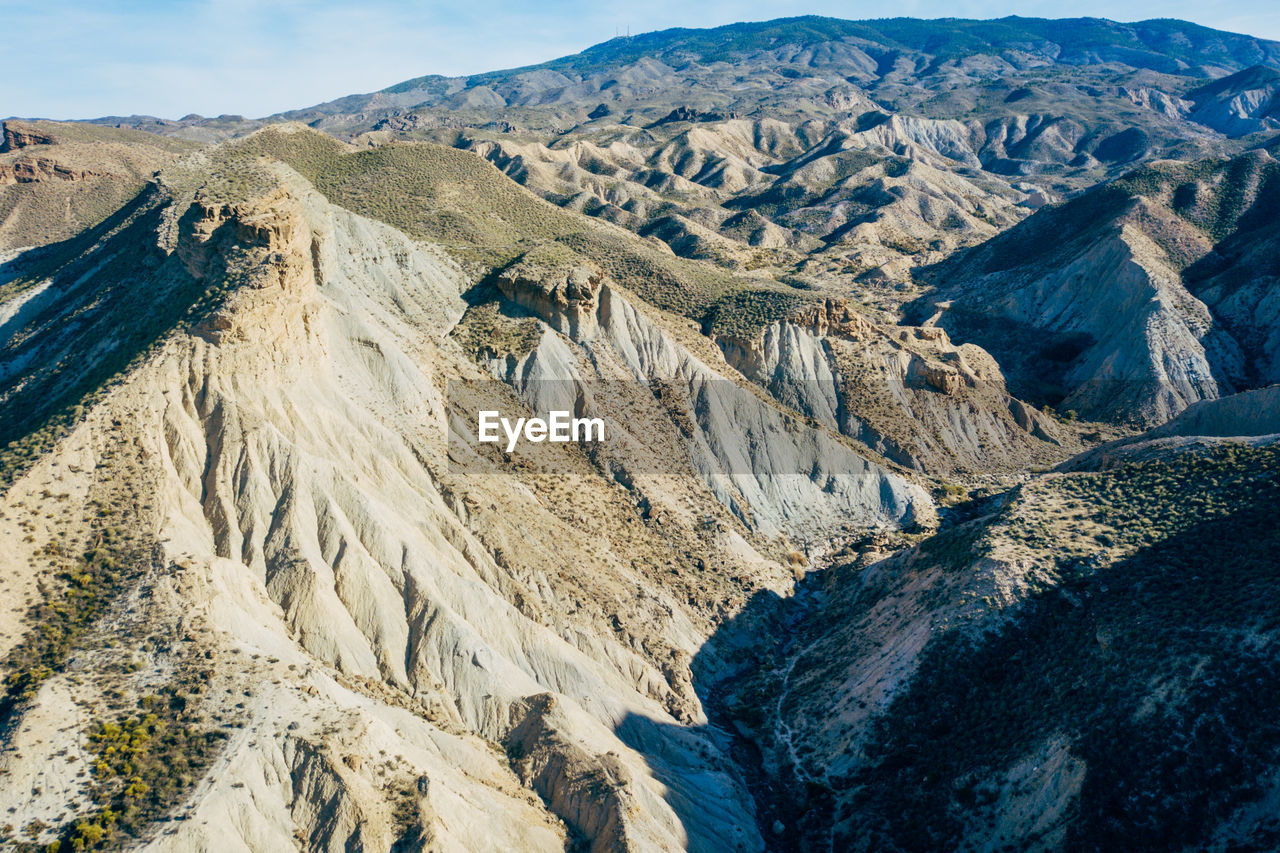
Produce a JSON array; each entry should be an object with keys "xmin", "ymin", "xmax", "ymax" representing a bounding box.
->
[
  {"xmin": 484, "ymin": 251, "xmax": 931, "ymax": 542},
  {"xmin": 0, "ymin": 119, "xmax": 192, "ymax": 249},
  {"xmin": 0, "ymin": 157, "xmax": 105, "ymax": 184},
  {"xmin": 0, "ymin": 121, "xmax": 57, "ymax": 152},
  {"xmin": 716, "ymin": 298, "xmax": 1071, "ymax": 476},
  {"xmin": 1187, "ymin": 66, "xmax": 1280, "ymax": 136}
]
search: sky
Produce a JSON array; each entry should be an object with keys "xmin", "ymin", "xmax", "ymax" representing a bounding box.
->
[{"xmin": 4, "ymin": 0, "xmax": 1279, "ymax": 121}]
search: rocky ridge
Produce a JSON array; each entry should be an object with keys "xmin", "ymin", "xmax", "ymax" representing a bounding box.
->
[{"xmin": 917, "ymin": 148, "xmax": 1280, "ymax": 425}]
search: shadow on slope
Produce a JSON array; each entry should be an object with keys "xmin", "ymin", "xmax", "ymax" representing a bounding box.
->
[
  {"xmin": 906, "ymin": 151, "xmax": 1280, "ymax": 417},
  {"xmin": 0, "ymin": 187, "xmax": 220, "ymax": 487},
  {"xmin": 617, "ymin": 446, "xmax": 1280, "ymax": 852},
  {"xmin": 838, "ymin": 496, "xmax": 1280, "ymax": 852},
  {"xmin": 612, "ymin": 569, "xmax": 829, "ymax": 853}
]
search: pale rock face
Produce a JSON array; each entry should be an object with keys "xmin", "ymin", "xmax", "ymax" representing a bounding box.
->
[
  {"xmin": 487, "ymin": 265, "xmax": 932, "ymax": 542},
  {"xmin": 850, "ymin": 114, "xmax": 983, "ymax": 169},
  {"xmin": 2, "ymin": 166, "xmax": 815, "ymax": 851},
  {"xmin": 1018, "ymin": 223, "xmax": 1232, "ymax": 421},
  {"xmin": 1190, "ymin": 88, "xmax": 1280, "ymax": 136},
  {"xmin": 1120, "ymin": 87, "xmax": 1192, "ymax": 120},
  {"xmin": 730, "ymin": 318, "xmax": 844, "ymax": 429},
  {"xmin": 132, "ymin": 560, "xmax": 569, "ymax": 853},
  {"xmin": 716, "ymin": 300, "xmax": 1069, "ymax": 476},
  {"xmin": 158, "ymin": 190, "xmax": 753, "ymax": 850},
  {"xmin": 945, "ymin": 220, "xmax": 1243, "ymax": 425},
  {"xmin": 922, "ymin": 149, "xmax": 1280, "ymax": 429}
]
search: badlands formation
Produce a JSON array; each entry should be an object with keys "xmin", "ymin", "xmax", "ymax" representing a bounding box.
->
[{"xmin": 1, "ymin": 14, "xmax": 1279, "ymax": 853}]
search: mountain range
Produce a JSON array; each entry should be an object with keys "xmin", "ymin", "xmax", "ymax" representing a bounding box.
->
[{"xmin": 1, "ymin": 14, "xmax": 1279, "ymax": 853}]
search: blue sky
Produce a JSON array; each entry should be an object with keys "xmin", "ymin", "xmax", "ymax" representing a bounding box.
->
[{"xmin": 4, "ymin": 0, "xmax": 1279, "ymax": 120}]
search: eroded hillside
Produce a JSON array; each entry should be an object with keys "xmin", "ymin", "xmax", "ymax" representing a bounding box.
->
[
  {"xmin": 740, "ymin": 442, "xmax": 1280, "ymax": 851},
  {"xmin": 917, "ymin": 149, "xmax": 1280, "ymax": 424},
  {"xmin": 2, "ymin": 13, "xmax": 1279, "ymax": 853},
  {"xmin": 0, "ymin": 123, "xmax": 997, "ymax": 851}
]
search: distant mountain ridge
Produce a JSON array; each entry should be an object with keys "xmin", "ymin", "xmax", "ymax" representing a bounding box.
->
[
  {"xmin": 370, "ymin": 15, "xmax": 1280, "ymax": 94},
  {"xmin": 275, "ymin": 16, "xmax": 1280, "ymax": 126},
  {"xmin": 73, "ymin": 16, "xmax": 1280, "ymax": 137}
]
